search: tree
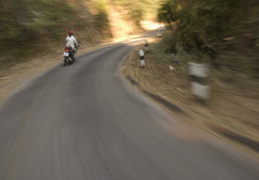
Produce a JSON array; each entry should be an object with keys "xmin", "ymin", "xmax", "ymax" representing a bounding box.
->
[{"xmin": 157, "ymin": 0, "xmax": 179, "ymax": 24}]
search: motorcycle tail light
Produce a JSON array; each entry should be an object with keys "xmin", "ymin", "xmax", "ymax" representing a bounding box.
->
[{"xmin": 65, "ymin": 49, "xmax": 69, "ymax": 52}]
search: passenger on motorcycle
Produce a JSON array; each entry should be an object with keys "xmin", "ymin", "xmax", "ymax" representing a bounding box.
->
[{"xmin": 65, "ymin": 30, "xmax": 78, "ymax": 61}]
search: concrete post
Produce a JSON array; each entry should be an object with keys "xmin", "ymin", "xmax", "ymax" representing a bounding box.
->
[
  {"xmin": 188, "ymin": 63, "xmax": 210, "ymax": 99},
  {"xmin": 145, "ymin": 40, "xmax": 150, "ymax": 53},
  {"xmin": 139, "ymin": 49, "xmax": 145, "ymax": 67}
]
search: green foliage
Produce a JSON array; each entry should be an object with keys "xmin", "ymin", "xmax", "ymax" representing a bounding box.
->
[
  {"xmin": 157, "ymin": 0, "xmax": 259, "ymax": 71},
  {"xmin": 157, "ymin": 0, "xmax": 178, "ymax": 24}
]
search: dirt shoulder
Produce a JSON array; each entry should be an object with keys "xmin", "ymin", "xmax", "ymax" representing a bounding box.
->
[
  {"xmin": 0, "ymin": 21, "xmax": 153, "ymax": 105},
  {"xmin": 1, "ymin": 31, "xmax": 258, "ymax": 158},
  {"xmin": 121, "ymin": 43, "xmax": 259, "ymax": 157},
  {"xmin": 0, "ymin": 41, "xmax": 116, "ymax": 106}
]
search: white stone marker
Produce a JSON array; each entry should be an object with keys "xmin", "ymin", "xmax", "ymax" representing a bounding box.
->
[
  {"xmin": 139, "ymin": 49, "xmax": 145, "ymax": 67},
  {"xmin": 188, "ymin": 63, "xmax": 210, "ymax": 99}
]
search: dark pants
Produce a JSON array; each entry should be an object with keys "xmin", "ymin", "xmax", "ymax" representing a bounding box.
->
[{"xmin": 69, "ymin": 49, "xmax": 76, "ymax": 60}]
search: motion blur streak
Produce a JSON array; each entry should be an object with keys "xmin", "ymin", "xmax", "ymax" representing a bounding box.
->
[{"xmin": 0, "ymin": 41, "xmax": 259, "ymax": 180}]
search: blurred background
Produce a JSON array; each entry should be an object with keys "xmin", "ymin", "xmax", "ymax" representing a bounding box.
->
[
  {"xmin": 0, "ymin": 0, "xmax": 259, "ymax": 154},
  {"xmin": 0, "ymin": 0, "xmax": 160, "ymax": 63},
  {"xmin": 0, "ymin": 0, "xmax": 258, "ymax": 73}
]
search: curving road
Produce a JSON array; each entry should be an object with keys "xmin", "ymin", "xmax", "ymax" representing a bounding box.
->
[{"xmin": 0, "ymin": 40, "xmax": 259, "ymax": 180}]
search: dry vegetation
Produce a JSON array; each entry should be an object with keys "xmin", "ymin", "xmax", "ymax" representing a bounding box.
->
[
  {"xmin": 157, "ymin": 0, "xmax": 259, "ymax": 76},
  {"xmin": 0, "ymin": 0, "xmax": 155, "ymax": 71},
  {"xmin": 0, "ymin": 0, "xmax": 258, "ymax": 156},
  {"xmin": 132, "ymin": 0, "xmax": 259, "ymax": 155},
  {"xmin": 121, "ymin": 41, "xmax": 259, "ymax": 156}
]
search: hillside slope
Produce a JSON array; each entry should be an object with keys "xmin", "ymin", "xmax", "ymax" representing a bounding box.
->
[{"xmin": 0, "ymin": 0, "xmax": 159, "ymax": 68}]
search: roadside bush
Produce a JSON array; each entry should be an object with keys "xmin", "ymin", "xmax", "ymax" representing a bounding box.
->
[{"xmin": 157, "ymin": 0, "xmax": 259, "ymax": 72}]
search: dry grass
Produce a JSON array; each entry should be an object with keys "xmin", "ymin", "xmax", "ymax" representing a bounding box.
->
[
  {"xmin": 0, "ymin": 42, "xmax": 114, "ymax": 105},
  {"xmin": 121, "ymin": 43, "xmax": 259, "ymax": 156},
  {"xmin": 0, "ymin": 31, "xmax": 258, "ymax": 156}
]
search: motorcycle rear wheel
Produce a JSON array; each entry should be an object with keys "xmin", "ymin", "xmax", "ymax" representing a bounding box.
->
[{"xmin": 64, "ymin": 57, "xmax": 69, "ymax": 66}]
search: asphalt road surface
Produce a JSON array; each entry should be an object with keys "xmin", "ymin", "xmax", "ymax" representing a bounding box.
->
[{"xmin": 0, "ymin": 41, "xmax": 259, "ymax": 180}]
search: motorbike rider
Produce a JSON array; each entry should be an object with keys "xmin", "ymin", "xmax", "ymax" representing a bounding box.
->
[{"xmin": 65, "ymin": 30, "xmax": 78, "ymax": 61}]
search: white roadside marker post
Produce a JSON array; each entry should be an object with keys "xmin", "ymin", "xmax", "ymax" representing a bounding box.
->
[
  {"xmin": 188, "ymin": 63, "xmax": 210, "ymax": 100},
  {"xmin": 139, "ymin": 49, "xmax": 145, "ymax": 68},
  {"xmin": 145, "ymin": 40, "xmax": 150, "ymax": 53}
]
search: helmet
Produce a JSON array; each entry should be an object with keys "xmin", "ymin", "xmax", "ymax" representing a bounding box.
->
[{"xmin": 68, "ymin": 30, "xmax": 74, "ymax": 36}]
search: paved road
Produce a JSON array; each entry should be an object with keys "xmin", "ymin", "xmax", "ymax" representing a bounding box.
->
[{"xmin": 0, "ymin": 41, "xmax": 259, "ymax": 180}]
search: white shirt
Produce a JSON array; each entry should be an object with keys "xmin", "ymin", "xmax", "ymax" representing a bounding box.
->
[
  {"xmin": 139, "ymin": 49, "xmax": 144, "ymax": 56},
  {"xmin": 65, "ymin": 35, "xmax": 78, "ymax": 48}
]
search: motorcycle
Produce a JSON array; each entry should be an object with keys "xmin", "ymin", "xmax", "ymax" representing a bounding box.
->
[{"xmin": 63, "ymin": 46, "xmax": 76, "ymax": 66}]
